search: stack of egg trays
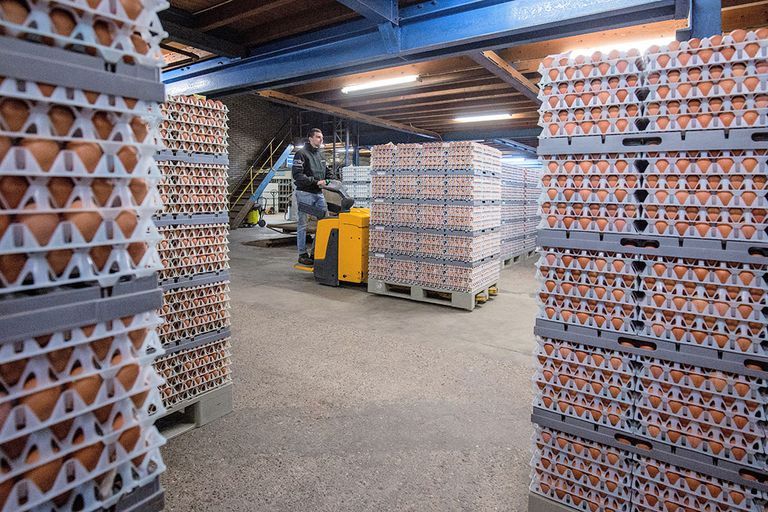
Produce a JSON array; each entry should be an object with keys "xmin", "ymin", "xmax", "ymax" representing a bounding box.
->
[
  {"xmin": 523, "ymin": 167, "xmax": 542, "ymax": 253},
  {"xmin": 500, "ymin": 164, "xmax": 526, "ymax": 261},
  {"xmin": 368, "ymin": 143, "xmax": 502, "ymax": 294},
  {"xmin": 531, "ymin": 30, "xmax": 768, "ymax": 512},
  {"xmin": 0, "ymin": 2, "xmax": 170, "ymax": 509},
  {"xmin": 341, "ymin": 165, "xmax": 372, "ymax": 208},
  {"xmin": 153, "ymin": 97, "xmax": 232, "ymax": 416}
]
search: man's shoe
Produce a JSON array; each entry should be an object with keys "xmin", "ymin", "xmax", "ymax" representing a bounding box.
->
[{"xmin": 298, "ymin": 253, "xmax": 314, "ymax": 266}]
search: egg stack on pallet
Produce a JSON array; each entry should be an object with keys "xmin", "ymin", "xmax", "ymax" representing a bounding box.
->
[
  {"xmin": 152, "ymin": 96, "xmax": 232, "ymax": 440},
  {"xmin": 341, "ymin": 165, "xmax": 372, "ymax": 208},
  {"xmin": 367, "ymin": 142, "xmax": 501, "ymax": 311},
  {"xmin": 523, "ymin": 166, "xmax": 542, "ymax": 254},
  {"xmin": 500, "ymin": 164, "xmax": 542, "ymax": 267},
  {"xmin": 530, "ymin": 28, "xmax": 768, "ymax": 512},
  {"xmin": 0, "ymin": 1, "xmax": 170, "ymax": 511}
]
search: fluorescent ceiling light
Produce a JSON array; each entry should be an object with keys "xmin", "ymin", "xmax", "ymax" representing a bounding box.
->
[
  {"xmin": 341, "ymin": 75, "xmax": 419, "ymax": 94},
  {"xmin": 569, "ymin": 36, "xmax": 674, "ymax": 57},
  {"xmin": 454, "ymin": 113, "xmax": 512, "ymax": 123}
]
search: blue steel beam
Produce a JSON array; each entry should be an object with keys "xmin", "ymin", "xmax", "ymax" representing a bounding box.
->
[
  {"xmin": 493, "ymin": 138, "xmax": 537, "ymax": 156},
  {"xmin": 164, "ymin": 0, "xmax": 683, "ymax": 96},
  {"xmin": 678, "ymin": 0, "xmax": 721, "ymax": 39},
  {"xmin": 337, "ymin": 0, "xmax": 398, "ymax": 24}
]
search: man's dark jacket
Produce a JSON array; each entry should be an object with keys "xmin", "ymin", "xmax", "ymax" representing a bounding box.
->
[{"xmin": 292, "ymin": 144, "xmax": 333, "ymax": 194}]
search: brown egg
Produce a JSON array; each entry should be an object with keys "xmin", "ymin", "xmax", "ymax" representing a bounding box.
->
[
  {"xmin": 47, "ymin": 249, "xmax": 72, "ymax": 276},
  {"xmin": 91, "ymin": 178, "xmax": 113, "ymax": 206},
  {"xmin": 0, "ymin": 135, "xmax": 10, "ymax": 163},
  {"xmin": 23, "ymin": 448, "xmax": 63, "ymax": 493},
  {"xmin": 0, "ymin": 0, "xmax": 30, "ymax": 24},
  {"xmin": 120, "ymin": 0, "xmax": 143, "ymax": 19},
  {"xmin": 71, "ymin": 371, "xmax": 102, "ymax": 405},
  {"xmin": 20, "ymin": 378, "xmax": 61, "ymax": 420},
  {"xmin": 129, "ymin": 178, "xmax": 149, "ymax": 204},
  {"xmin": 64, "ymin": 200, "xmax": 101, "ymax": 241},
  {"xmin": 0, "ymin": 98, "xmax": 29, "ymax": 131},
  {"xmin": 89, "ymin": 245, "xmax": 111, "ymax": 270},
  {"xmin": 115, "ymin": 210, "xmax": 137, "ymax": 238},
  {"xmin": 47, "ymin": 177, "xmax": 73, "ymax": 208},
  {"xmin": 50, "ymin": 7, "xmax": 76, "ymax": 36},
  {"xmin": 127, "ymin": 242, "xmax": 146, "ymax": 265},
  {"xmin": 130, "ymin": 118, "xmax": 149, "ymax": 142},
  {"xmin": 93, "ymin": 19, "xmax": 113, "ymax": 46},
  {"xmin": 91, "ymin": 112, "xmax": 113, "ymax": 140},
  {"xmin": 22, "ymin": 139, "xmax": 59, "ymax": 172},
  {"xmin": 67, "ymin": 142, "xmax": 102, "ymax": 173},
  {"xmin": 130, "ymin": 33, "xmax": 149, "ymax": 55},
  {"xmin": 119, "ymin": 425, "xmax": 142, "ymax": 459},
  {"xmin": 0, "ymin": 175, "xmax": 28, "ymax": 208},
  {"xmin": 117, "ymin": 146, "xmax": 139, "ymax": 173},
  {"xmin": 48, "ymin": 106, "xmax": 74, "ymax": 136},
  {"xmin": 0, "ymin": 358, "xmax": 26, "ymax": 385},
  {"xmin": 117, "ymin": 363, "xmax": 139, "ymax": 391},
  {"xmin": 46, "ymin": 347, "xmax": 73, "ymax": 374},
  {"xmin": 0, "ymin": 253, "xmax": 26, "ymax": 283},
  {"xmin": 17, "ymin": 204, "xmax": 59, "ymax": 245},
  {"xmin": 73, "ymin": 441, "xmax": 103, "ymax": 472}
]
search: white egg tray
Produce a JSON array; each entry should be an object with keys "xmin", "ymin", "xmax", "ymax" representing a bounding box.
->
[
  {"xmin": 645, "ymin": 75, "xmax": 768, "ymax": 101},
  {"xmin": 0, "ymin": 0, "xmax": 168, "ymax": 68},
  {"xmin": 158, "ymin": 280, "xmax": 230, "ymax": 346},
  {"xmin": 160, "ymin": 120, "xmax": 228, "ymax": 136},
  {"xmin": 341, "ymin": 165, "xmax": 371, "ymax": 182},
  {"xmin": 368, "ymin": 228, "xmax": 500, "ymax": 262},
  {"xmin": 645, "ymin": 39, "xmax": 768, "ymax": 73},
  {"xmin": 2, "ymin": 424, "xmax": 166, "ymax": 512},
  {"xmin": 155, "ymin": 337, "xmax": 231, "ymax": 408},
  {"xmin": 370, "ymin": 142, "xmax": 501, "ymax": 173},
  {"xmin": 539, "ymin": 116, "xmax": 643, "ymax": 137},
  {"xmin": 370, "ymin": 202, "xmax": 501, "ymax": 232},
  {"xmin": 0, "ymin": 141, "xmax": 161, "ymax": 178},
  {"xmin": 538, "ymin": 50, "xmax": 644, "ymax": 84},
  {"xmin": 643, "ymin": 110, "xmax": 768, "ymax": 132},
  {"xmin": 163, "ymin": 96, "xmax": 228, "ymax": 115},
  {"xmin": 156, "ymin": 223, "xmax": 229, "ymax": 281},
  {"xmin": 368, "ymin": 254, "xmax": 500, "ymax": 293},
  {"xmin": 370, "ymin": 174, "xmax": 500, "ymax": 201},
  {"xmin": 631, "ymin": 455, "xmax": 766, "ymax": 512}
]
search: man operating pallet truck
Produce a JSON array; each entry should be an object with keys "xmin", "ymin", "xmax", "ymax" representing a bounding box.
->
[{"xmin": 291, "ymin": 128, "xmax": 370, "ymax": 287}]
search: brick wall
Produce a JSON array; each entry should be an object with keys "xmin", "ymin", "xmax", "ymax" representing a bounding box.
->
[{"xmin": 222, "ymin": 94, "xmax": 295, "ymax": 193}]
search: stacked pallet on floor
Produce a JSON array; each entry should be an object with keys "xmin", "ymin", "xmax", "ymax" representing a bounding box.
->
[
  {"xmin": 523, "ymin": 165, "xmax": 541, "ymax": 254},
  {"xmin": 153, "ymin": 96, "xmax": 233, "ymax": 439},
  {"xmin": 341, "ymin": 165, "xmax": 372, "ymax": 208},
  {"xmin": 367, "ymin": 142, "xmax": 501, "ymax": 310},
  {"xmin": 530, "ymin": 29, "xmax": 768, "ymax": 512},
  {"xmin": 0, "ymin": 1, "xmax": 169, "ymax": 510},
  {"xmin": 500, "ymin": 163, "xmax": 541, "ymax": 266}
]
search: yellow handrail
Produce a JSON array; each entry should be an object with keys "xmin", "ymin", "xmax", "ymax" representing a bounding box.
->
[{"xmin": 230, "ymin": 135, "xmax": 290, "ymax": 208}]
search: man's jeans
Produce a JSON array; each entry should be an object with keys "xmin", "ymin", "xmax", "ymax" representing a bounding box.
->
[{"xmin": 296, "ymin": 190, "xmax": 327, "ymax": 255}]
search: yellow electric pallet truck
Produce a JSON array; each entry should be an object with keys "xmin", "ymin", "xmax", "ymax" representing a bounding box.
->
[{"xmin": 293, "ymin": 180, "xmax": 369, "ymax": 286}]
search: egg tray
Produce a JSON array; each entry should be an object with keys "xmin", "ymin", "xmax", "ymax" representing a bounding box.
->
[
  {"xmin": 2, "ymin": 425, "xmax": 165, "ymax": 512},
  {"xmin": 0, "ymin": 360, "xmax": 164, "ymax": 446},
  {"xmin": 0, "ymin": 36, "xmax": 163, "ymax": 104},
  {"xmin": 644, "ymin": 39, "xmax": 768, "ymax": 74},
  {"xmin": 341, "ymin": 165, "xmax": 372, "ymax": 182},
  {"xmin": 538, "ymin": 51, "xmax": 644, "ymax": 84},
  {"xmin": 155, "ymin": 338, "xmax": 231, "ymax": 406},
  {"xmin": 631, "ymin": 454, "xmax": 768, "ymax": 512},
  {"xmin": 531, "ymin": 470, "xmax": 631, "ymax": 512},
  {"xmin": 368, "ymin": 255, "xmax": 500, "ymax": 294},
  {"xmin": 368, "ymin": 228, "xmax": 500, "ymax": 263},
  {"xmin": 154, "ymin": 149, "xmax": 229, "ymax": 167},
  {"xmin": 157, "ymin": 280, "xmax": 230, "ymax": 344},
  {"xmin": 156, "ymin": 250, "xmax": 229, "ymax": 282},
  {"xmin": 530, "ymin": 426, "xmax": 768, "ymax": 512},
  {"xmin": 370, "ymin": 174, "xmax": 501, "ymax": 201},
  {"xmin": 370, "ymin": 203, "xmax": 501, "ymax": 232},
  {"xmin": 155, "ymin": 351, "xmax": 229, "ymax": 390},
  {"xmin": 0, "ymin": 323, "xmax": 161, "ymax": 408},
  {"xmin": 162, "ymin": 96, "xmax": 228, "ymax": 115},
  {"xmin": 158, "ymin": 184, "xmax": 228, "ymax": 216},
  {"xmin": 532, "ymin": 406, "xmax": 768, "ymax": 494},
  {"xmin": 0, "ymin": 0, "xmax": 167, "ymax": 68},
  {"xmin": 645, "ymin": 75, "xmax": 768, "ymax": 102}
]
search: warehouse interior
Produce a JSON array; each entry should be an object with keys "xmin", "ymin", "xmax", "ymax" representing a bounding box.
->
[{"xmin": 0, "ymin": 1, "xmax": 767, "ymax": 512}]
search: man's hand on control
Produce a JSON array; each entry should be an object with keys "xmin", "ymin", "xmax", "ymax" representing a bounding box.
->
[{"xmin": 318, "ymin": 180, "xmax": 327, "ymax": 186}]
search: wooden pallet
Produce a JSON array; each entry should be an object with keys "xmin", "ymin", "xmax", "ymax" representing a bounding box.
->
[
  {"xmin": 501, "ymin": 250, "xmax": 537, "ymax": 268},
  {"xmin": 156, "ymin": 383, "xmax": 233, "ymax": 440},
  {"xmin": 367, "ymin": 278, "xmax": 498, "ymax": 311},
  {"xmin": 528, "ymin": 491, "xmax": 582, "ymax": 512}
]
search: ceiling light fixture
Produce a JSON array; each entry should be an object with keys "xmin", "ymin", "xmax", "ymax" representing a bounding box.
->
[
  {"xmin": 341, "ymin": 75, "xmax": 419, "ymax": 94},
  {"xmin": 454, "ymin": 113, "xmax": 512, "ymax": 123}
]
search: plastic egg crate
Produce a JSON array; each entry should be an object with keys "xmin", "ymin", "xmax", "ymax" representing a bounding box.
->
[
  {"xmin": 161, "ymin": 96, "xmax": 228, "ymax": 121},
  {"xmin": 370, "ymin": 202, "xmax": 500, "ymax": 231},
  {"xmin": 341, "ymin": 165, "xmax": 371, "ymax": 182},
  {"xmin": 156, "ymin": 223, "xmax": 229, "ymax": 281},
  {"xmin": 540, "ymin": 104, "xmax": 645, "ymax": 137},
  {"xmin": 158, "ymin": 280, "xmax": 230, "ymax": 346},
  {"xmin": 0, "ymin": 0, "xmax": 168, "ymax": 67},
  {"xmin": 632, "ymin": 455, "xmax": 768, "ymax": 512},
  {"xmin": 157, "ymin": 162, "xmax": 228, "ymax": 215},
  {"xmin": 368, "ymin": 229, "xmax": 500, "ymax": 262},
  {"xmin": 344, "ymin": 182, "xmax": 371, "ymax": 199},
  {"xmin": 371, "ymin": 174, "xmax": 500, "ymax": 201},
  {"xmin": 632, "ymin": 357, "xmax": 768, "ymax": 471},
  {"xmin": 368, "ymin": 254, "xmax": 498, "ymax": 292},
  {"xmin": 501, "ymin": 240, "xmax": 526, "ymax": 260},
  {"xmin": 534, "ymin": 337, "xmax": 635, "ymax": 429},
  {"xmin": 154, "ymin": 337, "xmax": 231, "ymax": 408},
  {"xmin": 1, "ymin": 422, "xmax": 165, "ymax": 512},
  {"xmin": 646, "ymin": 73, "xmax": 768, "ymax": 104},
  {"xmin": 538, "ymin": 49, "xmax": 644, "ymax": 85},
  {"xmin": 644, "ymin": 28, "xmax": 768, "ymax": 73},
  {"xmin": 531, "ymin": 426, "xmax": 633, "ymax": 512},
  {"xmin": 370, "ymin": 141, "xmax": 501, "ymax": 172}
]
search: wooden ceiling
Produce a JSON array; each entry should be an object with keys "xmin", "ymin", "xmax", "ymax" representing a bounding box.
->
[{"xmin": 162, "ymin": 1, "xmax": 768, "ymax": 143}]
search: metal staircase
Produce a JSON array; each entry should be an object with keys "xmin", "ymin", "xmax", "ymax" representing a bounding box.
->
[{"xmin": 228, "ymin": 119, "xmax": 293, "ymax": 229}]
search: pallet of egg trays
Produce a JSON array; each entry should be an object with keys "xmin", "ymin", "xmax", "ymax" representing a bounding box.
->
[
  {"xmin": 500, "ymin": 164, "xmax": 527, "ymax": 262},
  {"xmin": 158, "ymin": 96, "xmax": 228, "ymax": 155},
  {"xmin": 523, "ymin": 166, "xmax": 542, "ymax": 254},
  {"xmin": 530, "ymin": 29, "xmax": 768, "ymax": 512},
  {"xmin": 0, "ymin": 3, "xmax": 169, "ymax": 507},
  {"xmin": 341, "ymin": 165, "xmax": 372, "ymax": 208},
  {"xmin": 367, "ymin": 142, "xmax": 501, "ymax": 309}
]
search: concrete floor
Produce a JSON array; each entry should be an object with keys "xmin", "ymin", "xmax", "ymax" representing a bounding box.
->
[{"xmin": 160, "ymin": 227, "xmax": 539, "ymax": 511}]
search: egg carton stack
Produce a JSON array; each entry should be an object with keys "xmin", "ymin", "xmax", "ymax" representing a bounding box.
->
[
  {"xmin": 500, "ymin": 164, "xmax": 526, "ymax": 262},
  {"xmin": 341, "ymin": 165, "xmax": 372, "ymax": 208},
  {"xmin": 367, "ymin": 142, "xmax": 501, "ymax": 310},
  {"xmin": 530, "ymin": 28, "xmax": 768, "ymax": 512},
  {"xmin": 523, "ymin": 166, "xmax": 542, "ymax": 254},
  {"xmin": 0, "ymin": 0, "xmax": 170, "ymax": 510},
  {"xmin": 153, "ymin": 96, "xmax": 232, "ymax": 438}
]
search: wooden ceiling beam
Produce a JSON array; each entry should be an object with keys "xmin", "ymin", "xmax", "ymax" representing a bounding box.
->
[
  {"xmin": 469, "ymin": 50, "xmax": 541, "ymax": 103},
  {"xmin": 722, "ymin": 1, "xmax": 768, "ymax": 30},
  {"xmin": 195, "ymin": 0, "xmax": 297, "ymax": 32},
  {"xmin": 338, "ymin": 82, "xmax": 511, "ymax": 108},
  {"xmin": 243, "ymin": 3, "xmax": 356, "ymax": 46},
  {"xmin": 256, "ymin": 90, "xmax": 440, "ymax": 139},
  {"xmin": 385, "ymin": 110, "xmax": 538, "ymax": 123},
  {"xmin": 358, "ymin": 92, "xmax": 526, "ymax": 113},
  {"xmin": 374, "ymin": 99, "xmax": 533, "ymax": 118}
]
